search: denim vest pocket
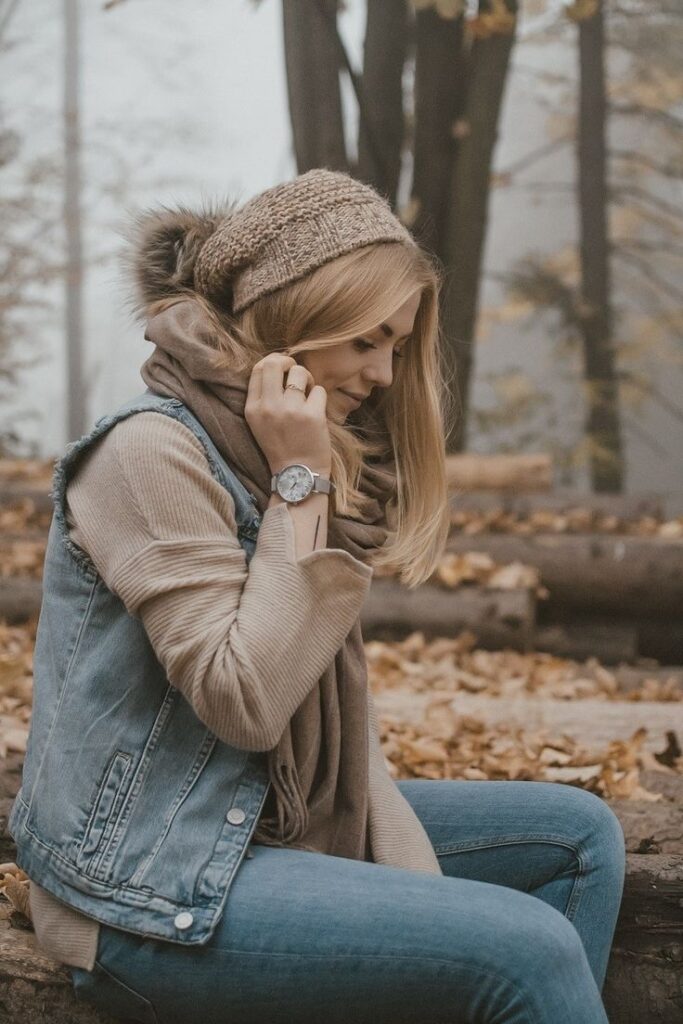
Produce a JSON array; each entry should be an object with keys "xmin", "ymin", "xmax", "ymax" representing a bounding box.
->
[{"xmin": 77, "ymin": 750, "xmax": 133, "ymax": 880}]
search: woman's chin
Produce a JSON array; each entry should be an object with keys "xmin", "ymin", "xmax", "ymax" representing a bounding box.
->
[{"xmin": 327, "ymin": 400, "xmax": 348, "ymax": 424}]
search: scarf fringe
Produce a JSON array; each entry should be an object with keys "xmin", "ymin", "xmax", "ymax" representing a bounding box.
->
[{"xmin": 251, "ymin": 752, "xmax": 310, "ymax": 847}]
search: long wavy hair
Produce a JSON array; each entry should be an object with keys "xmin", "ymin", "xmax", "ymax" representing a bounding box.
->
[{"xmin": 126, "ymin": 205, "xmax": 457, "ymax": 588}]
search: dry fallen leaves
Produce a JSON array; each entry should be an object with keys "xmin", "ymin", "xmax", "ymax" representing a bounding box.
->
[
  {"xmin": 0, "ymin": 539, "xmax": 46, "ymax": 579},
  {"xmin": 0, "ymin": 863, "xmax": 31, "ymax": 923},
  {"xmin": 430, "ymin": 550, "xmax": 548, "ymax": 597},
  {"xmin": 0, "ymin": 459, "xmax": 54, "ymax": 486},
  {"xmin": 0, "ymin": 495, "xmax": 52, "ymax": 534},
  {"xmin": 365, "ymin": 630, "xmax": 683, "ymax": 703},
  {"xmin": 0, "ymin": 620, "xmax": 35, "ymax": 759},
  {"xmin": 376, "ymin": 696, "xmax": 679, "ymax": 802},
  {"xmin": 450, "ymin": 505, "xmax": 683, "ymax": 539}
]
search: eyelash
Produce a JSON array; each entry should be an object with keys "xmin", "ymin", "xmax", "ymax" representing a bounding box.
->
[{"xmin": 353, "ymin": 339, "xmax": 405, "ymax": 358}]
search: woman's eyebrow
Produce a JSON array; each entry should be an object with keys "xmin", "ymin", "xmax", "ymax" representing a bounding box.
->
[{"xmin": 379, "ymin": 322, "xmax": 412, "ymax": 341}]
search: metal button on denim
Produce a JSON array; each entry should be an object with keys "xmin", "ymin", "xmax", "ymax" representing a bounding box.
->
[
  {"xmin": 174, "ymin": 912, "xmax": 193, "ymax": 930},
  {"xmin": 226, "ymin": 807, "xmax": 246, "ymax": 825}
]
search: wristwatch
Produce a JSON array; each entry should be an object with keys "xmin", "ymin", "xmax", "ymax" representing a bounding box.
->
[{"xmin": 270, "ymin": 464, "xmax": 335, "ymax": 504}]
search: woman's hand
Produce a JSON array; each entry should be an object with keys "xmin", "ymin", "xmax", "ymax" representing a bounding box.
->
[{"xmin": 245, "ymin": 353, "xmax": 332, "ymax": 475}]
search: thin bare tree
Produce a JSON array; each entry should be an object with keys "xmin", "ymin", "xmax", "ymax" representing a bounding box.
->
[{"xmin": 64, "ymin": 0, "xmax": 86, "ymax": 440}]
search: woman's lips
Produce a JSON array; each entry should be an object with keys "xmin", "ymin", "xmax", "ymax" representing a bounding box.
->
[{"xmin": 338, "ymin": 389, "xmax": 362, "ymax": 405}]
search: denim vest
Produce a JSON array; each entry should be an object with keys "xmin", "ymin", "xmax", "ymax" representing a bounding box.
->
[{"xmin": 8, "ymin": 390, "xmax": 273, "ymax": 947}]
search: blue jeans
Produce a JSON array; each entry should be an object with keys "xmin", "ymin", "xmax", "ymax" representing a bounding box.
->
[{"xmin": 71, "ymin": 779, "xmax": 626, "ymax": 1023}]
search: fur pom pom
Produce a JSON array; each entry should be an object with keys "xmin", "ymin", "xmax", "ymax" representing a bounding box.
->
[{"xmin": 122, "ymin": 199, "xmax": 237, "ymax": 318}]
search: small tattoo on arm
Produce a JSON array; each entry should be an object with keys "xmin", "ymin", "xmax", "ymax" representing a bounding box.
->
[{"xmin": 313, "ymin": 515, "xmax": 321, "ymax": 550}]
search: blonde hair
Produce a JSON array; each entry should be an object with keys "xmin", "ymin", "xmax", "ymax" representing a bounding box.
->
[{"xmin": 150, "ymin": 242, "xmax": 457, "ymax": 588}]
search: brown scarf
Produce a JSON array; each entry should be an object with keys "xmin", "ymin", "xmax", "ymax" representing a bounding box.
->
[{"xmin": 140, "ymin": 298, "xmax": 397, "ymax": 861}]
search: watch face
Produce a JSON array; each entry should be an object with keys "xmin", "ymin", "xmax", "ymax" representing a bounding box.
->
[{"xmin": 277, "ymin": 464, "xmax": 314, "ymax": 503}]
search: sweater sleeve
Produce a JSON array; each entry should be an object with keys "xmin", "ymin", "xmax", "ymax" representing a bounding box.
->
[{"xmin": 64, "ymin": 411, "xmax": 373, "ymax": 751}]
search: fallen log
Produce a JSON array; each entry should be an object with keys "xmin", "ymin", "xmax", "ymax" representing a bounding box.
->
[
  {"xmin": 614, "ymin": 666, "xmax": 683, "ymax": 696},
  {"xmin": 0, "ymin": 580, "xmax": 42, "ymax": 625},
  {"xmin": 0, "ymin": 489, "xmax": 54, "ymax": 517},
  {"xmin": 615, "ymin": 799, "xmax": 683, "ymax": 855},
  {"xmin": 448, "ymin": 489, "xmax": 668, "ymax": 519},
  {"xmin": 603, "ymin": 853, "xmax": 683, "ymax": 1024},
  {"xmin": 361, "ymin": 578, "xmax": 535, "ymax": 649},
  {"xmin": 0, "ymin": 920, "xmax": 116, "ymax": 1023},
  {"xmin": 446, "ymin": 453, "xmax": 552, "ymax": 491},
  {"xmin": 535, "ymin": 614, "xmax": 683, "ymax": 665},
  {"xmin": 363, "ymin": 575, "xmax": 639, "ymax": 661},
  {"xmin": 534, "ymin": 621, "xmax": 639, "ymax": 663},
  {"xmin": 636, "ymin": 620, "xmax": 683, "ymax": 666},
  {"xmin": 445, "ymin": 532, "xmax": 683, "ymax": 617}
]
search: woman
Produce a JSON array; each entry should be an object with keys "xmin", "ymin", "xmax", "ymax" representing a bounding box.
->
[{"xmin": 10, "ymin": 169, "xmax": 625, "ymax": 1024}]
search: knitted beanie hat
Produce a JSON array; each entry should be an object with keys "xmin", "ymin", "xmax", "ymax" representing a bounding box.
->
[{"xmin": 129, "ymin": 168, "xmax": 417, "ymax": 317}]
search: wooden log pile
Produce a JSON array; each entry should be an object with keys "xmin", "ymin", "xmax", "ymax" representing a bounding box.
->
[{"xmin": 1, "ymin": 454, "xmax": 682, "ymax": 661}]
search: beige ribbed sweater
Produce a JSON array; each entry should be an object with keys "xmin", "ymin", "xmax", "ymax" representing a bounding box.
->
[{"xmin": 27, "ymin": 411, "xmax": 441, "ymax": 970}]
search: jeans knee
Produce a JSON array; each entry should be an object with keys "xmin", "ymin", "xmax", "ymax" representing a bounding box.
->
[
  {"xmin": 578, "ymin": 788, "xmax": 626, "ymax": 876},
  {"xmin": 518, "ymin": 901, "xmax": 588, "ymax": 981},
  {"xmin": 553, "ymin": 785, "xmax": 626, "ymax": 876}
]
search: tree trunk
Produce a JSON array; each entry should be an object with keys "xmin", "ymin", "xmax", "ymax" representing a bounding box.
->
[
  {"xmin": 410, "ymin": 7, "xmax": 465, "ymax": 259},
  {"xmin": 281, "ymin": 0, "xmax": 347, "ymax": 172},
  {"xmin": 357, "ymin": 0, "xmax": 409, "ymax": 207},
  {"xmin": 63, "ymin": 0, "xmax": 85, "ymax": 442},
  {"xmin": 442, "ymin": 12, "xmax": 517, "ymax": 453},
  {"xmin": 578, "ymin": 2, "xmax": 624, "ymax": 491}
]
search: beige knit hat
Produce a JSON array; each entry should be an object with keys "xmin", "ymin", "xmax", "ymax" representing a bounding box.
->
[{"xmin": 129, "ymin": 168, "xmax": 417, "ymax": 317}]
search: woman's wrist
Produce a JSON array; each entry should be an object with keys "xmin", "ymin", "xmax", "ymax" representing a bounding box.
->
[{"xmin": 267, "ymin": 489, "xmax": 330, "ymax": 558}]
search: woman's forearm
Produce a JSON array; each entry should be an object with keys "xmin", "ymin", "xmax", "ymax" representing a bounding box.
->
[{"xmin": 267, "ymin": 487, "xmax": 330, "ymax": 560}]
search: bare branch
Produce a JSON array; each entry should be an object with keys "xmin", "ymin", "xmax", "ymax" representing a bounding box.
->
[
  {"xmin": 614, "ymin": 249, "xmax": 683, "ymax": 305},
  {"xmin": 610, "ymin": 102, "xmax": 683, "ymax": 133},
  {"xmin": 611, "ymin": 183, "xmax": 683, "ymax": 223},
  {"xmin": 611, "ymin": 238, "xmax": 683, "ymax": 258},
  {"xmin": 619, "ymin": 370, "xmax": 683, "ymax": 426},
  {"xmin": 611, "ymin": 148, "xmax": 683, "ymax": 181},
  {"xmin": 622, "ymin": 412, "xmax": 671, "ymax": 459},
  {"xmin": 495, "ymin": 134, "xmax": 572, "ymax": 180}
]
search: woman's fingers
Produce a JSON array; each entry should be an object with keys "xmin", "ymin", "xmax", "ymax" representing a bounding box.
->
[
  {"xmin": 282, "ymin": 365, "xmax": 313, "ymax": 398},
  {"xmin": 259, "ymin": 354, "xmax": 296, "ymax": 400},
  {"xmin": 245, "ymin": 353, "xmax": 332, "ymax": 472},
  {"xmin": 247, "ymin": 353, "xmax": 293, "ymax": 405}
]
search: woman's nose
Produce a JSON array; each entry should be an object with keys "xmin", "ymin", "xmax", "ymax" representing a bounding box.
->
[{"xmin": 362, "ymin": 350, "xmax": 394, "ymax": 390}]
